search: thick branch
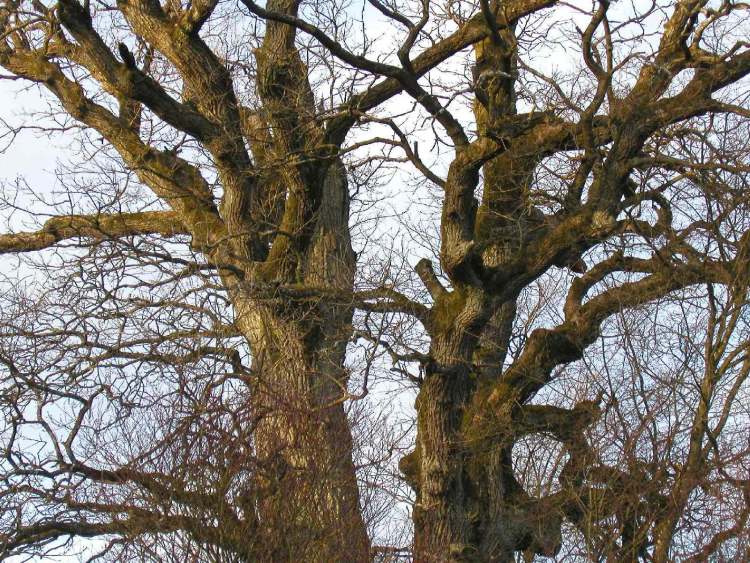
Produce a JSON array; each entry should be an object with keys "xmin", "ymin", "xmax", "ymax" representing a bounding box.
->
[
  {"xmin": 116, "ymin": 0, "xmax": 261, "ymax": 259},
  {"xmin": 493, "ymin": 255, "xmax": 732, "ymax": 404},
  {"xmin": 57, "ymin": 0, "xmax": 219, "ymax": 141},
  {"xmin": 0, "ymin": 211, "xmax": 186, "ymax": 254},
  {"xmin": 0, "ymin": 47, "xmax": 226, "ymax": 253}
]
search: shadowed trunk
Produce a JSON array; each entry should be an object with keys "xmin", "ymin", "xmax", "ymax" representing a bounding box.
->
[{"xmin": 236, "ymin": 304, "xmax": 369, "ymax": 561}]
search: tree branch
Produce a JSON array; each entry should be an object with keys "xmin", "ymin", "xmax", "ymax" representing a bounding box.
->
[{"xmin": 0, "ymin": 210, "xmax": 186, "ymax": 254}]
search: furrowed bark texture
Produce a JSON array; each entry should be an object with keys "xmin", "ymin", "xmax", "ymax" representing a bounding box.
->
[
  {"xmin": 0, "ymin": 0, "xmax": 371, "ymax": 558},
  {"xmin": 235, "ymin": 3, "xmax": 369, "ymax": 556},
  {"xmin": 2, "ymin": 0, "xmax": 750, "ymax": 560},
  {"xmin": 234, "ymin": 162, "xmax": 369, "ymax": 562}
]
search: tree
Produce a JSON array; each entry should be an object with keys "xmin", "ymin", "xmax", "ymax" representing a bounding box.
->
[{"xmin": 1, "ymin": 0, "xmax": 749, "ymax": 560}]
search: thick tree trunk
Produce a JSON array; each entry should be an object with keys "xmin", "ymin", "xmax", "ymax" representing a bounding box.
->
[
  {"xmin": 233, "ymin": 161, "xmax": 370, "ymax": 561},
  {"xmin": 408, "ymin": 288, "xmax": 488, "ymax": 561},
  {"xmin": 411, "ymin": 361, "xmax": 476, "ymax": 562},
  {"xmin": 408, "ymin": 289, "xmax": 566, "ymax": 562},
  {"xmin": 236, "ymin": 303, "xmax": 369, "ymax": 561}
]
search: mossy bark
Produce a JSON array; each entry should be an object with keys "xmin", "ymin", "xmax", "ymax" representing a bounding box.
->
[{"xmin": 234, "ymin": 161, "xmax": 369, "ymax": 561}]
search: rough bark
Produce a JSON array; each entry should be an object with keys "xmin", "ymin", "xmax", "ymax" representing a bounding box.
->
[
  {"xmin": 2, "ymin": 0, "xmax": 750, "ymax": 560},
  {"xmin": 233, "ymin": 162, "xmax": 369, "ymax": 562}
]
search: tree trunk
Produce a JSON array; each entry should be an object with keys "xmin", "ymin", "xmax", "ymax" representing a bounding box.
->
[
  {"xmin": 236, "ymin": 303, "xmax": 369, "ymax": 561},
  {"xmin": 407, "ymin": 288, "xmax": 567, "ymax": 562},
  {"xmin": 234, "ymin": 161, "xmax": 370, "ymax": 561},
  {"xmin": 408, "ymin": 288, "xmax": 488, "ymax": 561}
]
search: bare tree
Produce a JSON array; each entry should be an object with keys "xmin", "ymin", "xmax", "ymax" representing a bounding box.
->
[{"xmin": 1, "ymin": 0, "xmax": 750, "ymax": 560}]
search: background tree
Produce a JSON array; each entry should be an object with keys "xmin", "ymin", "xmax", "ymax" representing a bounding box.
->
[{"xmin": 1, "ymin": 0, "xmax": 749, "ymax": 561}]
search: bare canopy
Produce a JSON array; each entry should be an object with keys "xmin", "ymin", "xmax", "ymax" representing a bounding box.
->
[{"xmin": 1, "ymin": 0, "xmax": 750, "ymax": 560}]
